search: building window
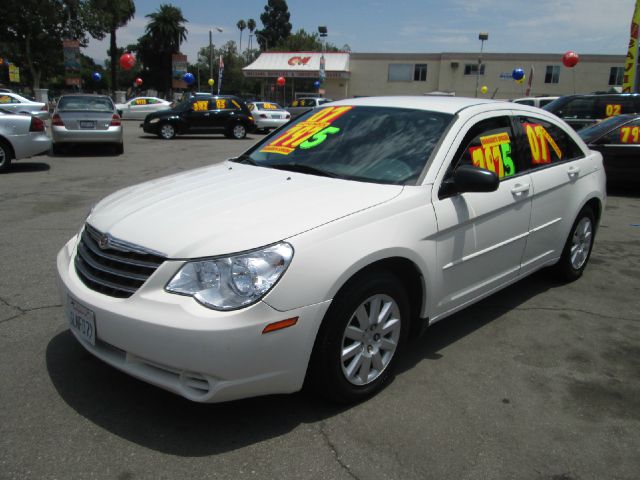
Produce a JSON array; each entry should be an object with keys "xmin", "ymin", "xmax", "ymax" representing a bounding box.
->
[
  {"xmin": 414, "ymin": 64, "xmax": 427, "ymax": 81},
  {"xmin": 388, "ymin": 64, "xmax": 413, "ymax": 82},
  {"xmin": 545, "ymin": 65, "xmax": 560, "ymax": 84},
  {"xmin": 464, "ymin": 63, "xmax": 485, "ymax": 76},
  {"xmin": 609, "ymin": 66, "xmax": 624, "ymax": 86}
]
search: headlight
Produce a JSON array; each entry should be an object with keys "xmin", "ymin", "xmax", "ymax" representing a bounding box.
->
[
  {"xmin": 165, "ymin": 242, "xmax": 293, "ymax": 310},
  {"xmin": 149, "ymin": 118, "xmax": 160, "ymax": 124}
]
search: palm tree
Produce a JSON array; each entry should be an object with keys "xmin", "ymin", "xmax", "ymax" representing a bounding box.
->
[
  {"xmin": 237, "ymin": 20, "xmax": 247, "ymax": 52},
  {"xmin": 88, "ymin": 0, "xmax": 135, "ymax": 93},
  {"xmin": 144, "ymin": 4, "xmax": 188, "ymax": 93},
  {"xmin": 247, "ymin": 18, "xmax": 256, "ymax": 51},
  {"xmin": 146, "ymin": 4, "xmax": 188, "ymax": 52}
]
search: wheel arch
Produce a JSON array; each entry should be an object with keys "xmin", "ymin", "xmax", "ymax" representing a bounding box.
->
[
  {"xmin": 0, "ymin": 135, "xmax": 16, "ymax": 158},
  {"xmin": 325, "ymin": 255, "xmax": 427, "ymax": 340}
]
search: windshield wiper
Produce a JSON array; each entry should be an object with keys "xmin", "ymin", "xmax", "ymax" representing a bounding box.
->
[{"xmin": 268, "ymin": 163, "xmax": 337, "ymax": 178}]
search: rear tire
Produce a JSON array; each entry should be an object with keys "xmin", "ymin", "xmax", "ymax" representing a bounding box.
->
[
  {"xmin": 50, "ymin": 143, "xmax": 64, "ymax": 156},
  {"xmin": 307, "ymin": 270, "xmax": 410, "ymax": 404},
  {"xmin": 0, "ymin": 139, "xmax": 14, "ymax": 173},
  {"xmin": 554, "ymin": 206, "xmax": 596, "ymax": 282},
  {"xmin": 228, "ymin": 123, "xmax": 247, "ymax": 139},
  {"xmin": 114, "ymin": 143, "xmax": 124, "ymax": 155}
]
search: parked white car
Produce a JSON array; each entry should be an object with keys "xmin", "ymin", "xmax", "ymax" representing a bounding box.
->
[
  {"xmin": 0, "ymin": 109, "xmax": 51, "ymax": 172},
  {"xmin": 0, "ymin": 92, "xmax": 50, "ymax": 120},
  {"xmin": 512, "ymin": 96, "xmax": 559, "ymax": 109},
  {"xmin": 248, "ymin": 101, "xmax": 291, "ymax": 132},
  {"xmin": 115, "ymin": 97, "xmax": 172, "ymax": 120},
  {"xmin": 56, "ymin": 96, "xmax": 605, "ymax": 404}
]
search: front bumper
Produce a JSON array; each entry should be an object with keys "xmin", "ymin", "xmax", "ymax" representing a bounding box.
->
[
  {"xmin": 51, "ymin": 125, "xmax": 123, "ymax": 144},
  {"xmin": 56, "ymin": 236, "xmax": 330, "ymax": 403}
]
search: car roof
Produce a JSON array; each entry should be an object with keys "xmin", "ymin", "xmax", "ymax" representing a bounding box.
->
[{"xmin": 329, "ymin": 96, "xmax": 504, "ymax": 115}]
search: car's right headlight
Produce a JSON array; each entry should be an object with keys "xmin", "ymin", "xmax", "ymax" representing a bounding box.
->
[{"xmin": 165, "ymin": 242, "xmax": 293, "ymax": 311}]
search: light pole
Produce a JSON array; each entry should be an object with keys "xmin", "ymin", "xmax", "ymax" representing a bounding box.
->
[
  {"xmin": 318, "ymin": 26, "xmax": 328, "ymax": 95},
  {"xmin": 210, "ymin": 27, "xmax": 222, "ymax": 93},
  {"xmin": 475, "ymin": 32, "xmax": 488, "ymax": 98}
]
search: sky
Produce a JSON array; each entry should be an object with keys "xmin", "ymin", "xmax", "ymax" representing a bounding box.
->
[{"xmin": 84, "ymin": 0, "xmax": 638, "ymax": 64}]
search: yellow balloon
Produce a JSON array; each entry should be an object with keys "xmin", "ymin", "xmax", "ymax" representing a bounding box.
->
[
  {"xmin": 208, "ymin": 78, "xmax": 215, "ymax": 86},
  {"xmin": 481, "ymin": 85, "xmax": 488, "ymax": 94},
  {"xmin": 516, "ymin": 75, "xmax": 526, "ymax": 85}
]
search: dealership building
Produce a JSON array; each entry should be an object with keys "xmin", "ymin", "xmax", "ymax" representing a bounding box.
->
[{"xmin": 243, "ymin": 51, "xmax": 626, "ymax": 102}]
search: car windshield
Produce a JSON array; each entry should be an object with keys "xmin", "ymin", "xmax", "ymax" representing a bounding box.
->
[
  {"xmin": 578, "ymin": 115, "xmax": 633, "ymax": 141},
  {"xmin": 58, "ymin": 96, "xmax": 114, "ymax": 112},
  {"xmin": 241, "ymin": 106, "xmax": 453, "ymax": 185}
]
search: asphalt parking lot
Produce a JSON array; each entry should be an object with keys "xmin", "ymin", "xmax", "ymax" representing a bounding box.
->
[{"xmin": 1, "ymin": 121, "xmax": 639, "ymax": 480}]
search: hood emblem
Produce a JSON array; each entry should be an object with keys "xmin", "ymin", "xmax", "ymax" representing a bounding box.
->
[{"xmin": 98, "ymin": 234, "xmax": 110, "ymax": 250}]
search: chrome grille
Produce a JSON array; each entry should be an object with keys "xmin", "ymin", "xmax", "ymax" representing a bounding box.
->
[{"xmin": 74, "ymin": 224, "xmax": 166, "ymax": 298}]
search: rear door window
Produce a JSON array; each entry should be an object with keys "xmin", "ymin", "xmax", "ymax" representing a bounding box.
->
[
  {"xmin": 595, "ymin": 96, "xmax": 637, "ymax": 118},
  {"xmin": 516, "ymin": 116, "xmax": 584, "ymax": 169},
  {"xmin": 562, "ymin": 98, "xmax": 596, "ymax": 119}
]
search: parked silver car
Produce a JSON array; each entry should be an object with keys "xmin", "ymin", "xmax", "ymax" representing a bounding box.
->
[
  {"xmin": 0, "ymin": 92, "xmax": 50, "ymax": 120},
  {"xmin": 0, "ymin": 108, "xmax": 51, "ymax": 172},
  {"xmin": 51, "ymin": 94, "xmax": 123, "ymax": 155}
]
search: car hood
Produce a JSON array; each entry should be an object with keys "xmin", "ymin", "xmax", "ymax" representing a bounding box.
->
[{"xmin": 88, "ymin": 161, "xmax": 404, "ymax": 258}]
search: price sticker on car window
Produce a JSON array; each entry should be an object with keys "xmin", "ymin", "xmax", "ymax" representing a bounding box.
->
[
  {"xmin": 135, "ymin": 99, "xmax": 147, "ymax": 105},
  {"xmin": 620, "ymin": 125, "xmax": 640, "ymax": 143},
  {"xmin": 524, "ymin": 123, "xmax": 562, "ymax": 165},
  {"xmin": 263, "ymin": 103, "xmax": 277, "ymax": 110},
  {"xmin": 261, "ymin": 106, "xmax": 353, "ymax": 155},
  {"xmin": 0, "ymin": 95, "xmax": 10, "ymax": 103},
  {"xmin": 469, "ymin": 132, "xmax": 515, "ymax": 178},
  {"xmin": 193, "ymin": 100, "xmax": 209, "ymax": 111},
  {"xmin": 216, "ymin": 99, "xmax": 227, "ymax": 109},
  {"xmin": 605, "ymin": 104, "xmax": 622, "ymax": 117},
  {"xmin": 231, "ymin": 100, "xmax": 241, "ymax": 110}
]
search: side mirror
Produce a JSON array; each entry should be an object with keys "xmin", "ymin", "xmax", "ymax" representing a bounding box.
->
[{"xmin": 440, "ymin": 164, "xmax": 499, "ymax": 197}]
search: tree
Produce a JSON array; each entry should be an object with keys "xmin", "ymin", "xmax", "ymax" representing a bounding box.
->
[
  {"xmin": 247, "ymin": 18, "xmax": 256, "ymax": 51},
  {"xmin": 236, "ymin": 20, "xmax": 247, "ymax": 52},
  {"xmin": 139, "ymin": 4, "xmax": 188, "ymax": 93},
  {"xmin": 0, "ymin": 0, "xmax": 91, "ymax": 90},
  {"xmin": 256, "ymin": 0, "xmax": 292, "ymax": 51},
  {"xmin": 86, "ymin": 0, "xmax": 135, "ymax": 94},
  {"xmin": 273, "ymin": 29, "xmax": 341, "ymax": 52}
]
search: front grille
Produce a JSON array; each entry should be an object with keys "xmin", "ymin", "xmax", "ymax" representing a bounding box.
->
[{"xmin": 74, "ymin": 224, "xmax": 166, "ymax": 298}]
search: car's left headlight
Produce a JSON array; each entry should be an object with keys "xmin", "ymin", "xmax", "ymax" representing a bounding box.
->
[{"xmin": 165, "ymin": 242, "xmax": 294, "ymax": 310}]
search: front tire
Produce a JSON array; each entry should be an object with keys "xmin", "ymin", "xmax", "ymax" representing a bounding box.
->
[
  {"xmin": 158, "ymin": 123, "xmax": 176, "ymax": 140},
  {"xmin": 307, "ymin": 270, "xmax": 410, "ymax": 404},
  {"xmin": 0, "ymin": 139, "xmax": 14, "ymax": 173},
  {"xmin": 555, "ymin": 206, "xmax": 596, "ymax": 281}
]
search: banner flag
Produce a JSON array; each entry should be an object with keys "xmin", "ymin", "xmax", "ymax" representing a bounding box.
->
[{"xmin": 622, "ymin": 0, "xmax": 640, "ymax": 93}]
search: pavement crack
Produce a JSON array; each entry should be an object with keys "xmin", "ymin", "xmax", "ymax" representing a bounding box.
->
[
  {"xmin": 0, "ymin": 296, "xmax": 62, "ymax": 324},
  {"xmin": 319, "ymin": 421, "xmax": 360, "ymax": 480}
]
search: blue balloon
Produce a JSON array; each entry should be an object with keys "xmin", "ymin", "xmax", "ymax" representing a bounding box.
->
[
  {"xmin": 183, "ymin": 72, "xmax": 195, "ymax": 85},
  {"xmin": 512, "ymin": 68, "xmax": 525, "ymax": 81},
  {"xmin": 92, "ymin": 72, "xmax": 102, "ymax": 82},
  {"xmin": 313, "ymin": 80, "xmax": 321, "ymax": 88}
]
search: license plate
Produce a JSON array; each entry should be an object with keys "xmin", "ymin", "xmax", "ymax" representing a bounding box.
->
[
  {"xmin": 79, "ymin": 121, "xmax": 95, "ymax": 129},
  {"xmin": 67, "ymin": 297, "xmax": 96, "ymax": 346},
  {"xmin": 271, "ymin": 114, "xmax": 282, "ymax": 119}
]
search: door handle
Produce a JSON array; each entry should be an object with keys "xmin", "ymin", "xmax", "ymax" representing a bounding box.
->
[
  {"xmin": 567, "ymin": 165, "xmax": 580, "ymax": 176},
  {"xmin": 510, "ymin": 183, "xmax": 530, "ymax": 195}
]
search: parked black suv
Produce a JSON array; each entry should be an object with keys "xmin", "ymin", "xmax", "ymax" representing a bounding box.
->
[
  {"xmin": 543, "ymin": 93, "xmax": 640, "ymax": 131},
  {"xmin": 142, "ymin": 94, "xmax": 255, "ymax": 139}
]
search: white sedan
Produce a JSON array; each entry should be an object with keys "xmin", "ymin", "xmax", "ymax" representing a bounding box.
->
[
  {"xmin": 56, "ymin": 96, "xmax": 606, "ymax": 403},
  {"xmin": 0, "ymin": 92, "xmax": 49, "ymax": 120},
  {"xmin": 248, "ymin": 101, "xmax": 291, "ymax": 132},
  {"xmin": 115, "ymin": 97, "xmax": 172, "ymax": 120},
  {"xmin": 0, "ymin": 109, "xmax": 51, "ymax": 172}
]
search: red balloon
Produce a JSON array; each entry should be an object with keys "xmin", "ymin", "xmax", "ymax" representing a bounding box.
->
[
  {"xmin": 119, "ymin": 53, "xmax": 136, "ymax": 70},
  {"xmin": 134, "ymin": 77, "xmax": 143, "ymax": 86},
  {"xmin": 562, "ymin": 51, "xmax": 579, "ymax": 68},
  {"xmin": 276, "ymin": 76, "xmax": 286, "ymax": 87}
]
